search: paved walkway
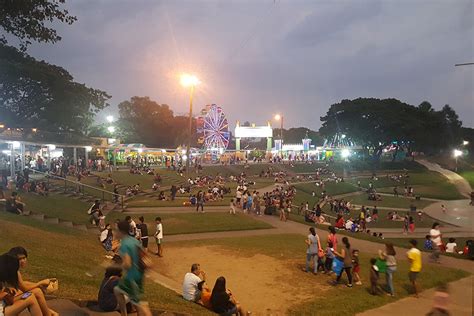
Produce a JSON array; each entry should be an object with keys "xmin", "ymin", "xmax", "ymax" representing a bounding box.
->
[
  {"xmin": 358, "ymin": 275, "xmax": 473, "ymax": 316},
  {"xmin": 417, "ymin": 159, "xmax": 472, "ymax": 197},
  {"xmin": 423, "ymin": 199, "xmax": 474, "ymax": 229}
]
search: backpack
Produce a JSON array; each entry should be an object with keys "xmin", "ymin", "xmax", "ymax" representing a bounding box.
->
[{"xmin": 137, "ymin": 245, "xmax": 152, "ymax": 272}]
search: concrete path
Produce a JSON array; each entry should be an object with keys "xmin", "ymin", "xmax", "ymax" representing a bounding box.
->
[
  {"xmin": 417, "ymin": 159, "xmax": 472, "ymax": 197},
  {"xmin": 358, "ymin": 275, "xmax": 473, "ymax": 316},
  {"xmin": 423, "ymin": 199, "xmax": 474, "ymax": 229}
]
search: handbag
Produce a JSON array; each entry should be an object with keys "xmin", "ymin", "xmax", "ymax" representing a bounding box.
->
[
  {"xmin": 45, "ymin": 279, "xmax": 59, "ymax": 294},
  {"xmin": 332, "ymin": 257, "xmax": 344, "ymax": 275}
]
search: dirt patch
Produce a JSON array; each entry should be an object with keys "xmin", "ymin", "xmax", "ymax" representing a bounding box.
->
[{"xmin": 156, "ymin": 245, "xmax": 328, "ymax": 315}]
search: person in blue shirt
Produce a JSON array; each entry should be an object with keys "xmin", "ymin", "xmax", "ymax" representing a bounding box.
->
[
  {"xmin": 114, "ymin": 220, "xmax": 151, "ymax": 316},
  {"xmin": 424, "ymin": 235, "xmax": 433, "ymax": 250}
]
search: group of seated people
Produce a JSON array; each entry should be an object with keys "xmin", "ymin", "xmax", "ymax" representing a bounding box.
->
[
  {"xmin": 125, "ymin": 184, "xmax": 141, "ymax": 197},
  {"xmin": 424, "ymin": 237, "xmax": 474, "ymax": 258},
  {"xmin": 0, "ymin": 246, "xmax": 59, "ymax": 316},
  {"xmin": 182, "ymin": 263, "xmax": 248, "ymax": 315},
  {"xmin": 20, "ymin": 181, "xmax": 49, "ymax": 196}
]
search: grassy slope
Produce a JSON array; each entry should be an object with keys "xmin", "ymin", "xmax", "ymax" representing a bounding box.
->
[
  {"xmin": 0, "ymin": 212, "xmax": 212, "ymax": 315},
  {"xmin": 115, "ymin": 212, "xmax": 273, "ymax": 235},
  {"xmin": 9, "ymin": 192, "xmax": 91, "ymax": 224}
]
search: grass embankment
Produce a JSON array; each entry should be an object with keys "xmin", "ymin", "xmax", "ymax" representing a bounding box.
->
[
  {"xmin": 0, "ymin": 212, "xmax": 212, "ymax": 315},
  {"xmin": 118, "ymin": 212, "xmax": 273, "ymax": 236}
]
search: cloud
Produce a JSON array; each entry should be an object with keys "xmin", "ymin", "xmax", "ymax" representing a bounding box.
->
[{"xmin": 25, "ymin": 0, "xmax": 473, "ymax": 129}]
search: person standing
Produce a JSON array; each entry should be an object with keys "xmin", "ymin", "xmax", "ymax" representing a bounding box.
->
[
  {"xmin": 406, "ymin": 239, "xmax": 422, "ymax": 298},
  {"xmin": 136, "ymin": 216, "xmax": 149, "ymax": 252},
  {"xmin": 113, "ymin": 220, "xmax": 152, "ymax": 316},
  {"xmin": 229, "ymin": 198, "xmax": 236, "ymax": 215},
  {"xmin": 430, "ymin": 222, "xmax": 443, "ymax": 263},
  {"xmin": 327, "ymin": 226, "xmax": 338, "ymax": 252},
  {"xmin": 380, "ymin": 243, "xmax": 397, "ymax": 297},
  {"xmin": 196, "ymin": 191, "xmax": 205, "ymax": 213},
  {"xmin": 125, "ymin": 216, "xmax": 137, "ymax": 238},
  {"xmin": 333, "ymin": 237, "xmax": 353, "ymax": 287},
  {"xmin": 304, "ymin": 227, "xmax": 320, "ymax": 274},
  {"xmin": 154, "ymin": 217, "xmax": 163, "ymax": 257}
]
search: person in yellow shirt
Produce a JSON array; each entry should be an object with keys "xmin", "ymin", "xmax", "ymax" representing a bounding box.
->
[{"xmin": 406, "ymin": 239, "xmax": 422, "ymax": 297}]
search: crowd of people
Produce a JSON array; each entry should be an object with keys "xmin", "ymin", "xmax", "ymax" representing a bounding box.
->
[{"xmin": 303, "ymin": 226, "xmax": 423, "ymax": 298}]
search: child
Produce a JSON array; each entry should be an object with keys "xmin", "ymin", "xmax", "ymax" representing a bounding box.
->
[
  {"xmin": 352, "ymin": 250, "xmax": 362, "ymax": 285},
  {"xmin": 424, "ymin": 235, "xmax": 433, "ymax": 250},
  {"xmin": 369, "ymin": 258, "xmax": 379, "ymax": 295},
  {"xmin": 403, "ymin": 215, "xmax": 409, "ymax": 234},
  {"xmin": 324, "ymin": 241, "xmax": 335, "ymax": 274},
  {"xmin": 445, "ymin": 238, "xmax": 458, "ymax": 253},
  {"xmin": 229, "ymin": 198, "xmax": 236, "ymax": 215},
  {"xmin": 409, "ymin": 216, "xmax": 415, "ymax": 233}
]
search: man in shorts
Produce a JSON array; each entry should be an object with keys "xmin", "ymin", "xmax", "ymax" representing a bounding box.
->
[
  {"xmin": 154, "ymin": 217, "xmax": 163, "ymax": 257},
  {"xmin": 407, "ymin": 239, "xmax": 422, "ymax": 298},
  {"xmin": 114, "ymin": 220, "xmax": 152, "ymax": 316}
]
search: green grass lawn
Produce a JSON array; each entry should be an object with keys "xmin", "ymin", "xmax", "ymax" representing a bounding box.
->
[
  {"xmin": 120, "ymin": 212, "xmax": 273, "ymax": 235},
  {"xmin": 8, "ymin": 191, "xmax": 91, "ymax": 224},
  {"xmin": 169, "ymin": 234, "xmax": 468, "ymax": 315},
  {"xmin": 347, "ymin": 171, "xmax": 464, "ymax": 200},
  {"xmin": 126, "ymin": 197, "xmax": 232, "ymax": 207},
  {"xmin": 459, "ymin": 170, "xmax": 474, "ymax": 190},
  {"xmin": 343, "ymin": 193, "xmax": 434, "ymax": 209},
  {"xmin": 0, "ymin": 213, "xmax": 212, "ymax": 315},
  {"xmin": 377, "ymin": 184, "xmax": 464, "ymax": 200}
]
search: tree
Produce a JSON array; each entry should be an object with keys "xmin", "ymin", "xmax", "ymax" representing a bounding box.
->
[
  {"xmin": 0, "ymin": 0, "xmax": 76, "ymax": 51},
  {"xmin": 117, "ymin": 96, "xmax": 196, "ymax": 147},
  {"xmin": 0, "ymin": 44, "xmax": 110, "ymax": 133},
  {"xmin": 319, "ymin": 98, "xmax": 462, "ymax": 159}
]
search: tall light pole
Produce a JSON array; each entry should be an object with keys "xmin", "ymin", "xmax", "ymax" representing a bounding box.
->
[
  {"xmin": 180, "ymin": 74, "xmax": 200, "ymax": 172},
  {"xmin": 453, "ymin": 149, "xmax": 463, "ymax": 172},
  {"xmin": 274, "ymin": 114, "xmax": 283, "ymax": 156}
]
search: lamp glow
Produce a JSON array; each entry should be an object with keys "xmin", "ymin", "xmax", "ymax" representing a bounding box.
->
[
  {"xmin": 106, "ymin": 115, "xmax": 114, "ymax": 123},
  {"xmin": 463, "ymin": 140, "xmax": 469, "ymax": 146},
  {"xmin": 180, "ymin": 74, "xmax": 200, "ymax": 87},
  {"xmin": 107, "ymin": 126, "xmax": 116, "ymax": 133},
  {"xmin": 85, "ymin": 146, "xmax": 93, "ymax": 152},
  {"xmin": 274, "ymin": 114, "xmax": 281, "ymax": 121},
  {"xmin": 341, "ymin": 149, "xmax": 351, "ymax": 158},
  {"xmin": 453, "ymin": 149, "xmax": 463, "ymax": 157}
]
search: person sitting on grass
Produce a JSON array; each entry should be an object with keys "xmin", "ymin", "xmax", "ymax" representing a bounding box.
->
[
  {"xmin": 183, "ymin": 263, "xmax": 206, "ymax": 302},
  {"xmin": 98, "ymin": 266, "xmax": 131, "ymax": 312},
  {"xmin": 197, "ymin": 281, "xmax": 212, "ymax": 309},
  {"xmin": 0, "ymin": 254, "xmax": 43, "ymax": 316},
  {"xmin": 445, "ymin": 238, "xmax": 458, "ymax": 254},
  {"xmin": 5, "ymin": 247, "xmax": 58, "ymax": 316},
  {"xmin": 5, "ymin": 192, "xmax": 25, "ymax": 215},
  {"xmin": 210, "ymin": 276, "xmax": 248, "ymax": 316}
]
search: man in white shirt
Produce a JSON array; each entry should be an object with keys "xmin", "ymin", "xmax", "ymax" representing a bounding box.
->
[{"xmin": 182, "ymin": 263, "xmax": 206, "ymax": 302}]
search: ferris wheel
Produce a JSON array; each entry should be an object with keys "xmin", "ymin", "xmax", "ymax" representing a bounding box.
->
[{"xmin": 197, "ymin": 104, "xmax": 230, "ymax": 151}]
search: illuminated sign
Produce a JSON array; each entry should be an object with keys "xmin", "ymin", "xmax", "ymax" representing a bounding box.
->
[{"xmin": 235, "ymin": 126, "xmax": 272, "ymax": 138}]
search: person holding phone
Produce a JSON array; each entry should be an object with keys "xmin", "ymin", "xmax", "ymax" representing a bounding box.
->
[
  {"xmin": 6, "ymin": 247, "xmax": 58, "ymax": 316},
  {"xmin": 0, "ymin": 253, "xmax": 43, "ymax": 316}
]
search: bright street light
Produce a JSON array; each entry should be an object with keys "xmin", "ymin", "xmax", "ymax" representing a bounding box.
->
[
  {"xmin": 180, "ymin": 73, "xmax": 200, "ymax": 173},
  {"xmin": 107, "ymin": 126, "xmax": 116, "ymax": 133},
  {"xmin": 453, "ymin": 149, "xmax": 463, "ymax": 157},
  {"xmin": 106, "ymin": 115, "xmax": 114, "ymax": 123},
  {"xmin": 274, "ymin": 114, "xmax": 281, "ymax": 121},
  {"xmin": 180, "ymin": 74, "xmax": 200, "ymax": 88},
  {"xmin": 341, "ymin": 148, "xmax": 351, "ymax": 158},
  {"xmin": 463, "ymin": 140, "xmax": 469, "ymax": 146}
]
